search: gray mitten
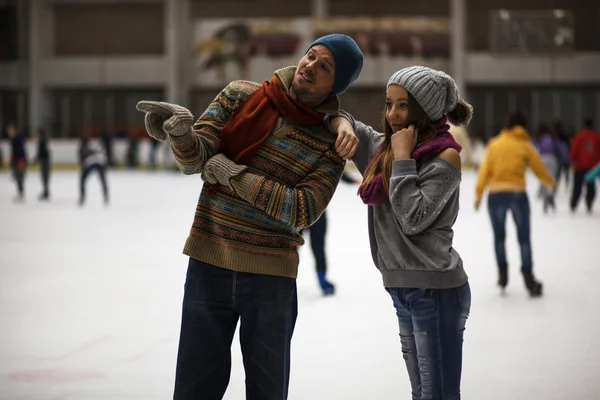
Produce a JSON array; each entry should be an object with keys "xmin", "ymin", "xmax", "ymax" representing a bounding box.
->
[
  {"xmin": 202, "ymin": 154, "xmax": 248, "ymax": 190},
  {"xmin": 136, "ymin": 101, "xmax": 195, "ymax": 141}
]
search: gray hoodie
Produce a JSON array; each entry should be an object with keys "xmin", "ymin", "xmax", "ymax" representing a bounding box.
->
[{"xmin": 350, "ymin": 120, "xmax": 467, "ymax": 289}]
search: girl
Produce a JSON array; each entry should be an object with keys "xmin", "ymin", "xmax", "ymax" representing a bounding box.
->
[
  {"xmin": 532, "ymin": 124, "xmax": 568, "ymax": 213},
  {"xmin": 329, "ymin": 66, "xmax": 472, "ymax": 400}
]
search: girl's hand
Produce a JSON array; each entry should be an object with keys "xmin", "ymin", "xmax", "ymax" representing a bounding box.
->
[{"xmin": 391, "ymin": 125, "xmax": 418, "ymax": 160}]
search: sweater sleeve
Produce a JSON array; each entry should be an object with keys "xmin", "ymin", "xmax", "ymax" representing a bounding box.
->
[
  {"xmin": 324, "ymin": 111, "xmax": 384, "ymax": 175},
  {"xmin": 351, "ymin": 121, "xmax": 384, "ymax": 175},
  {"xmin": 584, "ymin": 163, "xmax": 600, "ymax": 182},
  {"xmin": 526, "ymin": 142, "xmax": 557, "ymax": 188},
  {"xmin": 389, "ymin": 158, "xmax": 461, "ymax": 236},
  {"xmin": 169, "ymin": 81, "xmax": 255, "ymax": 175},
  {"xmin": 569, "ymin": 135, "xmax": 581, "ymax": 162},
  {"xmin": 229, "ymin": 149, "xmax": 345, "ymax": 229},
  {"xmin": 475, "ymin": 144, "xmax": 493, "ymax": 204}
]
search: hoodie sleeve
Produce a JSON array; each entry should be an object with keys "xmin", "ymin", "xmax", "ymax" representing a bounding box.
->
[
  {"xmin": 475, "ymin": 143, "xmax": 494, "ymax": 204},
  {"xmin": 526, "ymin": 142, "xmax": 557, "ymax": 188}
]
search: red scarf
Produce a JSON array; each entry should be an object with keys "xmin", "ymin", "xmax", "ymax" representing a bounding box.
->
[{"xmin": 220, "ymin": 75, "xmax": 325, "ymax": 165}]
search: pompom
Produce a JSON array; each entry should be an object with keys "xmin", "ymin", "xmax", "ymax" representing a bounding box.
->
[{"xmin": 447, "ymin": 99, "xmax": 473, "ymax": 126}]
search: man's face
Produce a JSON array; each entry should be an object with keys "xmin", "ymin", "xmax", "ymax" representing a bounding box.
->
[
  {"xmin": 292, "ymin": 45, "xmax": 335, "ymax": 107},
  {"xmin": 7, "ymin": 125, "xmax": 16, "ymax": 138}
]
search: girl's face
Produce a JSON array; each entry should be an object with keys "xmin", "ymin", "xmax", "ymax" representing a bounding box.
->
[{"xmin": 385, "ymin": 85, "xmax": 410, "ymax": 133}]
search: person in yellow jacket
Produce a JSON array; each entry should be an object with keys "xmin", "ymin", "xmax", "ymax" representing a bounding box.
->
[{"xmin": 475, "ymin": 112, "xmax": 556, "ymax": 297}]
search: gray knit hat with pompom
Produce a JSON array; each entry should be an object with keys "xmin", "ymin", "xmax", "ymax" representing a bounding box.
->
[{"xmin": 387, "ymin": 66, "xmax": 473, "ymax": 126}]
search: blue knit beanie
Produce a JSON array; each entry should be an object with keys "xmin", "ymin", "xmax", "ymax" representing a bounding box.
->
[{"xmin": 306, "ymin": 34, "xmax": 364, "ymax": 95}]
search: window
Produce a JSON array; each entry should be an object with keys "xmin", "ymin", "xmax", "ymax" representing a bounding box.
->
[
  {"xmin": 0, "ymin": 1, "xmax": 18, "ymax": 60},
  {"xmin": 467, "ymin": 86, "xmax": 600, "ymax": 140},
  {"xmin": 49, "ymin": 89, "xmax": 163, "ymax": 139},
  {"xmin": 0, "ymin": 90, "xmax": 27, "ymax": 137}
]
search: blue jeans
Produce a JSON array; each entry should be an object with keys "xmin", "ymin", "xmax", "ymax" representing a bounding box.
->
[
  {"xmin": 80, "ymin": 163, "xmax": 109, "ymax": 203},
  {"xmin": 487, "ymin": 192, "xmax": 532, "ymax": 270},
  {"xmin": 173, "ymin": 258, "xmax": 298, "ymax": 400},
  {"xmin": 308, "ymin": 212, "xmax": 327, "ymax": 272},
  {"xmin": 386, "ymin": 282, "xmax": 471, "ymax": 400},
  {"xmin": 571, "ymin": 169, "xmax": 596, "ymax": 211}
]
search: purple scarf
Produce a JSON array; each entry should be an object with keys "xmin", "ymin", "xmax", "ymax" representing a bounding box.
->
[{"xmin": 358, "ymin": 116, "xmax": 462, "ymax": 206}]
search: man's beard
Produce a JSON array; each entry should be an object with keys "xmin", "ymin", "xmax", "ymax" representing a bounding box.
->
[{"xmin": 291, "ymin": 83, "xmax": 323, "ymax": 108}]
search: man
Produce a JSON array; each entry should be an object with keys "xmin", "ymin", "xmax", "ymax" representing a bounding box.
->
[
  {"xmin": 305, "ymin": 171, "xmax": 361, "ymax": 296},
  {"xmin": 78, "ymin": 133, "xmax": 109, "ymax": 206},
  {"xmin": 136, "ymin": 34, "xmax": 363, "ymax": 400},
  {"xmin": 8, "ymin": 124, "xmax": 27, "ymax": 202},
  {"xmin": 569, "ymin": 118, "xmax": 600, "ymax": 213},
  {"xmin": 33, "ymin": 128, "xmax": 51, "ymax": 200}
]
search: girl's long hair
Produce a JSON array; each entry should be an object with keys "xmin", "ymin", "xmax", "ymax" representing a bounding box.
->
[{"xmin": 359, "ymin": 88, "xmax": 436, "ymax": 193}]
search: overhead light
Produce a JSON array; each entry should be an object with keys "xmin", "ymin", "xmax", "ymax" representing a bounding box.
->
[{"xmin": 499, "ymin": 10, "xmax": 510, "ymax": 21}]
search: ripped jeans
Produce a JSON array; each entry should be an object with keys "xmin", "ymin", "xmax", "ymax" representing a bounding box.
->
[{"xmin": 386, "ymin": 282, "xmax": 471, "ymax": 400}]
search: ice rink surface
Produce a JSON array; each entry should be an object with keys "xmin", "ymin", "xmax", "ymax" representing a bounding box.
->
[{"xmin": 1, "ymin": 168, "xmax": 599, "ymax": 399}]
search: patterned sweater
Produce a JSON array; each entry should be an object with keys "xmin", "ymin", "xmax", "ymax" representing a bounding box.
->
[{"xmin": 169, "ymin": 66, "xmax": 345, "ymax": 278}]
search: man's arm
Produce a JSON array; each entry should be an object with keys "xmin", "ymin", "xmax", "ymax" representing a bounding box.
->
[
  {"xmin": 584, "ymin": 163, "xmax": 600, "ymax": 182},
  {"xmin": 326, "ymin": 111, "xmax": 384, "ymax": 174},
  {"xmin": 169, "ymin": 82, "xmax": 256, "ymax": 174},
  {"xmin": 137, "ymin": 81, "xmax": 257, "ymax": 175},
  {"xmin": 569, "ymin": 135, "xmax": 580, "ymax": 163},
  {"xmin": 229, "ymin": 149, "xmax": 345, "ymax": 229}
]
